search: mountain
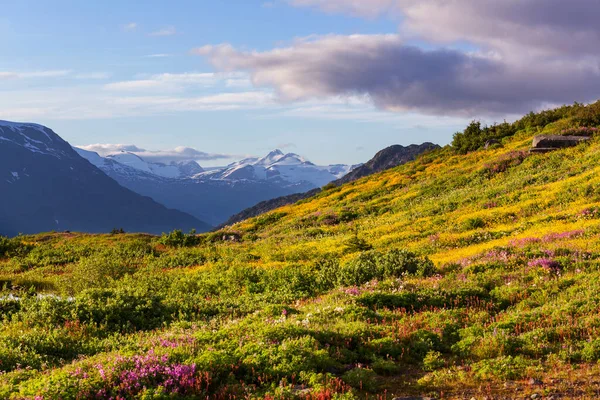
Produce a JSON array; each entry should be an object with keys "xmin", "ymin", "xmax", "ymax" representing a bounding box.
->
[
  {"xmin": 334, "ymin": 142, "xmax": 439, "ymax": 185},
  {"xmin": 76, "ymin": 148, "xmax": 353, "ymax": 226},
  {"xmin": 195, "ymin": 149, "xmax": 354, "ymax": 188},
  {"xmin": 105, "ymin": 151, "xmax": 204, "ymax": 179},
  {"xmin": 0, "ymin": 121, "xmax": 210, "ymax": 236},
  {"xmin": 220, "ymin": 142, "xmax": 440, "ymax": 227}
]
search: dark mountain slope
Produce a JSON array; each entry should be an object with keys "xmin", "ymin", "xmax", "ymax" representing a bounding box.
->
[
  {"xmin": 220, "ymin": 142, "xmax": 440, "ymax": 227},
  {"xmin": 0, "ymin": 121, "xmax": 210, "ymax": 236}
]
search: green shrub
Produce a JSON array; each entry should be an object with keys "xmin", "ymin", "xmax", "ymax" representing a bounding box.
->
[
  {"xmin": 338, "ymin": 252, "xmax": 378, "ymax": 286},
  {"xmin": 423, "ymin": 350, "xmax": 445, "ymax": 371},
  {"xmin": 376, "ymin": 249, "xmax": 436, "ymax": 278},
  {"xmin": 452, "ymin": 121, "xmax": 517, "ymax": 154},
  {"xmin": 464, "ymin": 217, "xmax": 486, "ymax": 230},
  {"xmin": 343, "ymin": 235, "xmax": 373, "ymax": 254},
  {"xmin": 158, "ymin": 229, "xmax": 201, "ymax": 248},
  {"xmin": 581, "ymin": 339, "xmax": 600, "ymax": 362},
  {"xmin": 71, "ymin": 253, "xmax": 135, "ymax": 292},
  {"xmin": 341, "ymin": 368, "xmax": 379, "ymax": 392}
]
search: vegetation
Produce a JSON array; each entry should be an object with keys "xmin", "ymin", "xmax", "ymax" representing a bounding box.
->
[{"xmin": 4, "ymin": 102, "xmax": 600, "ymax": 398}]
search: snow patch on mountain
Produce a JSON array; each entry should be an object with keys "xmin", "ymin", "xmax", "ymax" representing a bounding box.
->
[
  {"xmin": 75, "ymin": 145, "xmax": 352, "ymax": 189},
  {"xmin": 0, "ymin": 120, "xmax": 72, "ymax": 159},
  {"xmin": 199, "ymin": 149, "xmax": 353, "ymax": 187},
  {"xmin": 74, "ymin": 148, "xmax": 205, "ymax": 179}
]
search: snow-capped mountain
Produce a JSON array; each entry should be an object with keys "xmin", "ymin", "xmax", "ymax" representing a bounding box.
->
[
  {"xmin": 197, "ymin": 149, "xmax": 353, "ymax": 188},
  {"xmin": 0, "ymin": 121, "xmax": 209, "ymax": 236},
  {"xmin": 74, "ymin": 147, "xmax": 354, "ymax": 225},
  {"xmin": 75, "ymin": 148, "xmax": 204, "ymax": 179}
]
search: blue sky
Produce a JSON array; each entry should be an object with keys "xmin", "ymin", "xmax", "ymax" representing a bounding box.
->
[{"xmin": 1, "ymin": 0, "xmax": 596, "ymax": 166}]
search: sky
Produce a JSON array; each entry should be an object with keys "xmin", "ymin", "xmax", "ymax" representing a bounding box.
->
[{"xmin": 1, "ymin": 0, "xmax": 599, "ymax": 166}]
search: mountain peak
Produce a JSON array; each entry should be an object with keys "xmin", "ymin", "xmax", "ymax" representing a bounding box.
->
[{"xmin": 0, "ymin": 120, "xmax": 73, "ymax": 159}]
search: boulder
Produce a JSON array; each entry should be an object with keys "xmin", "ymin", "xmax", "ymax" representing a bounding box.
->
[
  {"xmin": 484, "ymin": 139, "xmax": 501, "ymax": 149},
  {"xmin": 532, "ymin": 135, "xmax": 590, "ymax": 149}
]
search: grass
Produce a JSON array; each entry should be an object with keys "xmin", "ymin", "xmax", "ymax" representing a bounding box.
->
[{"xmin": 3, "ymin": 103, "xmax": 600, "ymax": 398}]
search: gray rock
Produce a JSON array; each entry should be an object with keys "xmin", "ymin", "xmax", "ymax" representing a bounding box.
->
[
  {"xmin": 485, "ymin": 139, "xmax": 501, "ymax": 149},
  {"xmin": 531, "ymin": 135, "xmax": 590, "ymax": 149},
  {"xmin": 528, "ymin": 378, "xmax": 543, "ymax": 386}
]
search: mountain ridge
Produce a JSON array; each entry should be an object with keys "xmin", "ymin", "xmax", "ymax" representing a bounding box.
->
[{"xmin": 0, "ymin": 121, "xmax": 210, "ymax": 236}]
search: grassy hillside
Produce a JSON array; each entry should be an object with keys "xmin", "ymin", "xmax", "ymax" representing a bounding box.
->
[{"xmin": 3, "ymin": 103, "xmax": 600, "ymax": 398}]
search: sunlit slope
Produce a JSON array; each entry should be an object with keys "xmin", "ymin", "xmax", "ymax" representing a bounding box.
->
[{"xmin": 222, "ymin": 122, "xmax": 600, "ymax": 267}]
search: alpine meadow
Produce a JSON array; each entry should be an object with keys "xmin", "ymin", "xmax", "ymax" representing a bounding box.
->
[
  {"xmin": 5, "ymin": 1, "xmax": 600, "ymax": 399},
  {"xmin": 4, "ymin": 102, "xmax": 600, "ymax": 398}
]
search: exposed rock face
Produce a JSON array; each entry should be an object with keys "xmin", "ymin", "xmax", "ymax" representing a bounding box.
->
[
  {"xmin": 530, "ymin": 135, "xmax": 591, "ymax": 153},
  {"xmin": 219, "ymin": 143, "xmax": 440, "ymax": 228},
  {"xmin": 335, "ymin": 143, "xmax": 440, "ymax": 186}
]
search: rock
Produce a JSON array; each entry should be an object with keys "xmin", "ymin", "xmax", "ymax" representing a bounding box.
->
[
  {"xmin": 221, "ymin": 233, "xmax": 241, "ymax": 242},
  {"xmin": 528, "ymin": 378, "xmax": 543, "ymax": 386},
  {"xmin": 530, "ymin": 394, "xmax": 540, "ymax": 399},
  {"xmin": 531, "ymin": 135, "xmax": 590, "ymax": 150},
  {"xmin": 485, "ymin": 139, "xmax": 501, "ymax": 149}
]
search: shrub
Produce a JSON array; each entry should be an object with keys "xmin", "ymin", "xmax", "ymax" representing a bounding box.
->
[
  {"xmin": 70, "ymin": 253, "xmax": 135, "ymax": 292},
  {"xmin": 464, "ymin": 217, "xmax": 486, "ymax": 230},
  {"xmin": 74, "ymin": 287, "xmax": 172, "ymax": 331},
  {"xmin": 338, "ymin": 252, "xmax": 378, "ymax": 286},
  {"xmin": 581, "ymin": 339, "xmax": 600, "ymax": 362},
  {"xmin": 343, "ymin": 235, "xmax": 373, "ymax": 254},
  {"xmin": 472, "ymin": 355, "xmax": 536, "ymax": 381},
  {"xmin": 158, "ymin": 229, "xmax": 201, "ymax": 248},
  {"xmin": 376, "ymin": 249, "xmax": 436, "ymax": 278},
  {"xmin": 452, "ymin": 121, "xmax": 517, "ymax": 154},
  {"xmin": 341, "ymin": 368, "xmax": 379, "ymax": 392},
  {"xmin": 423, "ymin": 351, "xmax": 445, "ymax": 371},
  {"xmin": 482, "ymin": 151, "xmax": 528, "ymax": 176},
  {"xmin": 0, "ymin": 236, "xmax": 32, "ymax": 258}
]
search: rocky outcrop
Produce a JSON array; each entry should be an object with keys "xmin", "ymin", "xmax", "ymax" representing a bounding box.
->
[{"xmin": 530, "ymin": 135, "xmax": 591, "ymax": 153}]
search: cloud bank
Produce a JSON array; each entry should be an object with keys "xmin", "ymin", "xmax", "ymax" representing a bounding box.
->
[
  {"xmin": 79, "ymin": 144, "xmax": 232, "ymax": 163},
  {"xmin": 194, "ymin": 34, "xmax": 600, "ymax": 117},
  {"xmin": 193, "ymin": 1, "xmax": 600, "ymax": 117}
]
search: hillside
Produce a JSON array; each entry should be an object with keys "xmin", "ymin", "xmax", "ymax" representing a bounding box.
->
[
  {"xmin": 3, "ymin": 103, "xmax": 600, "ymax": 398},
  {"xmin": 0, "ymin": 121, "xmax": 210, "ymax": 235},
  {"xmin": 221, "ymin": 142, "xmax": 439, "ymax": 227}
]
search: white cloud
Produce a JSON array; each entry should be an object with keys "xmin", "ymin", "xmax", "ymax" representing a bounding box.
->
[
  {"xmin": 225, "ymin": 78, "xmax": 252, "ymax": 88},
  {"xmin": 0, "ymin": 70, "xmax": 71, "ymax": 79},
  {"xmin": 75, "ymin": 72, "xmax": 111, "ymax": 80},
  {"xmin": 289, "ymin": 0, "xmax": 398, "ymax": 18},
  {"xmin": 79, "ymin": 144, "xmax": 145, "ymax": 155},
  {"xmin": 78, "ymin": 143, "xmax": 233, "ymax": 162},
  {"xmin": 103, "ymin": 72, "xmax": 218, "ymax": 92},
  {"xmin": 149, "ymin": 26, "xmax": 177, "ymax": 37},
  {"xmin": 123, "ymin": 22, "xmax": 138, "ymax": 32}
]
